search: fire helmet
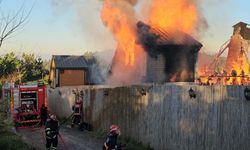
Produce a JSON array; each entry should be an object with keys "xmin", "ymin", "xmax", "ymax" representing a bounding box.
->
[{"xmin": 109, "ymin": 124, "xmax": 120, "ymax": 135}]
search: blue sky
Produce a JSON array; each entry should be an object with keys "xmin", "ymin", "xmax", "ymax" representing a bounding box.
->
[{"xmin": 0, "ymin": 0, "xmax": 249, "ymax": 59}]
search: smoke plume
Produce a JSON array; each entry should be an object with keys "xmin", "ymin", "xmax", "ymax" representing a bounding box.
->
[
  {"xmin": 50, "ymin": 0, "xmax": 116, "ymax": 53},
  {"xmin": 50, "ymin": 0, "xmax": 216, "ymax": 85}
]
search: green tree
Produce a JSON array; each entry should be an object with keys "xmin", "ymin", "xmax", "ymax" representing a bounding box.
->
[
  {"xmin": 0, "ymin": 52, "xmax": 50, "ymax": 84},
  {"xmin": 41, "ymin": 59, "xmax": 51, "ymax": 84},
  {"xmin": 0, "ymin": 52, "xmax": 22, "ymax": 83}
]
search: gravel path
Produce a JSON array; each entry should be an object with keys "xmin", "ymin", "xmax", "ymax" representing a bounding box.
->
[{"xmin": 18, "ymin": 126, "xmax": 104, "ymax": 150}]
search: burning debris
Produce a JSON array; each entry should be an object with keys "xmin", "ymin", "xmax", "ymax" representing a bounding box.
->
[
  {"xmin": 226, "ymin": 24, "xmax": 249, "ymax": 76},
  {"xmin": 198, "ymin": 22, "xmax": 250, "ymax": 85}
]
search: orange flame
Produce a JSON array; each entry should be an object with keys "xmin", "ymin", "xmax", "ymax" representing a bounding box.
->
[
  {"xmin": 170, "ymin": 73, "xmax": 177, "ymax": 82},
  {"xmin": 148, "ymin": 0, "xmax": 198, "ymax": 33},
  {"xmin": 197, "ymin": 27, "xmax": 250, "ymax": 85},
  {"xmin": 101, "ymin": 0, "xmax": 137, "ymax": 66},
  {"xmin": 101, "ymin": 0, "xmax": 201, "ymax": 84}
]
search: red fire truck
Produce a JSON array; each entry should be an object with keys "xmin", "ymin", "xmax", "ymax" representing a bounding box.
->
[{"xmin": 2, "ymin": 83, "xmax": 47, "ymax": 127}]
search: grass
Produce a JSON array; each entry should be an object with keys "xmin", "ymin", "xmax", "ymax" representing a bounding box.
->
[{"xmin": 0, "ymin": 101, "xmax": 36, "ymax": 150}]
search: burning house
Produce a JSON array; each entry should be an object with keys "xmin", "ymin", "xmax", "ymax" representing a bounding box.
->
[
  {"xmin": 108, "ymin": 22, "xmax": 202, "ymax": 84},
  {"xmin": 101, "ymin": 0, "xmax": 204, "ymax": 85},
  {"xmin": 198, "ymin": 22, "xmax": 250, "ymax": 85},
  {"xmin": 137, "ymin": 22, "xmax": 202, "ymax": 83}
]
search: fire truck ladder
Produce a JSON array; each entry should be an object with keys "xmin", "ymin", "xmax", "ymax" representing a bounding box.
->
[{"xmin": 208, "ymin": 40, "xmax": 230, "ymax": 72}]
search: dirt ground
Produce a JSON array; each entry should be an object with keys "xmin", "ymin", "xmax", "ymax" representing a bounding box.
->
[{"xmin": 18, "ymin": 126, "xmax": 104, "ymax": 150}]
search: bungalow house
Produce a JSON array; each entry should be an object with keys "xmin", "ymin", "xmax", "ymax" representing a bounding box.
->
[{"xmin": 49, "ymin": 55, "xmax": 104, "ymax": 88}]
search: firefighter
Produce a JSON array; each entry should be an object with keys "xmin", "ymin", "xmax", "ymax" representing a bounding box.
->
[
  {"xmin": 71, "ymin": 99, "xmax": 82, "ymax": 128},
  {"xmin": 103, "ymin": 125, "xmax": 122, "ymax": 150},
  {"xmin": 45, "ymin": 114, "xmax": 59, "ymax": 150},
  {"xmin": 40, "ymin": 104, "xmax": 48, "ymax": 126}
]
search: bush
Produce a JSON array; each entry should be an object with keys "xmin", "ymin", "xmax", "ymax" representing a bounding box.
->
[
  {"xmin": 0, "ymin": 132, "xmax": 35, "ymax": 150},
  {"xmin": 0, "ymin": 110, "xmax": 35, "ymax": 150}
]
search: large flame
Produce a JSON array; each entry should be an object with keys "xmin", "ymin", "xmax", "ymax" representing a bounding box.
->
[
  {"xmin": 148, "ymin": 0, "xmax": 198, "ymax": 33},
  {"xmin": 226, "ymin": 27, "xmax": 249, "ymax": 76},
  {"xmin": 101, "ymin": 0, "xmax": 200, "ymax": 84},
  {"xmin": 101, "ymin": 0, "xmax": 137, "ymax": 66},
  {"xmin": 101, "ymin": 0, "xmax": 145, "ymax": 85},
  {"xmin": 197, "ymin": 27, "xmax": 250, "ymax": 85}
]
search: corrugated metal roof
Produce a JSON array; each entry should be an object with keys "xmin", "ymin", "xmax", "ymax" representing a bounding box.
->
[
  {"xmin": 53, "ymin": 55, "xmax": 88, "ymax": 69},
  {"xmin": 151, "ymin": 27, "xmax": 202, "ymax": 46}
]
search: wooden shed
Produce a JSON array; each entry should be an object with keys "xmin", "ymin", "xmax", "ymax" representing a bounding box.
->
[{"xmin": 49, "ymin": 55, "xmax": 104, "ymax": 88}]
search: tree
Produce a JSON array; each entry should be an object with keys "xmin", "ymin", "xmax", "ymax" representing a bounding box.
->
[
  {"xmin": 0, "ymin": 52, "xmax": 50, "ymax": 84},
  {"xmin": 0, "ymin": 52, "xmax": 23, "ymax": 83},
  {"xmin": 41, "ymin": 59, "xmax": 51, "ymax": 84},
  {"xmin": 21, "ymin": 53, "xmax": 38, "ymax": 82},
  {"xmin": 0, "ymin": 0, "xmax": 31, "ymax": 48},
  {"xmin": 20, "ymin": 53, "xmax": 49, "ymax": 83}
]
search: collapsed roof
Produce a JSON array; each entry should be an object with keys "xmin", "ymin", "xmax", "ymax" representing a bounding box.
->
[
  {"xmin": 136, "ymin": 21, "xmax": 202, "ymax": 83},
  {"xmin": 137, "ymin": 21, "xmax": 202, "ymax": 46}
]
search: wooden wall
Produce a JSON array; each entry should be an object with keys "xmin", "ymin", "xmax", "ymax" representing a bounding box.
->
[{"xmin": 59, "ymin": 69, "xmax": 86, "ymax": 86}]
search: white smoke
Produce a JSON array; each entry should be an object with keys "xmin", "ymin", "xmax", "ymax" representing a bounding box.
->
[{"xmin": 50, "ymin": 0, "xmax": 116, "ymax": 53}]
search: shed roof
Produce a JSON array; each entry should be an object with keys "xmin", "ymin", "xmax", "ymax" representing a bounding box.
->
[
  {"xmin": 52, "ymin": 55, "xmax": 88, "ymax": 69},
  {"xmin": 51, "ymin": 55, "xmax": 105, "ymax": 84}
]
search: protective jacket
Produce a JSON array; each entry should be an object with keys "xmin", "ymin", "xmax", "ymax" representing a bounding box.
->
[
  {"xmin": 45, "ymin": 119, "xmax": 59, "ymax": 139},
  {"xmin": 72, "ymin": 101, "xmax": 82, "ymax": 115},
  {"xmin": 103, "ymin": 133, "xmax": 121, "ymax": 150}
]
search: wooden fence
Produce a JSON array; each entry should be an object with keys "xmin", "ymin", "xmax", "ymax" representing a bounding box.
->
[{"xmin": 48, "ymin": 83, "xmax": 250, "ymax": 150}]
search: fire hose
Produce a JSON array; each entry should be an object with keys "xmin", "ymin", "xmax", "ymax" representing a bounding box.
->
[
  {"xmin": 38, "ymin": 127, "xmax": 69, "ymax": 150},
  {"xmin": 28, "ymin": 117, "xmax": 72, "ymax": 149},
  {"xmin": 60, "ymin": 112, "xmax": 74, "ymax": 126},
  {"xmin": 22, "ymin": 112, "xmax": 75, "ymax": 149},
  {"xmin": 58, "ymin": 132, "xmax": 69, "ymax": 150}
]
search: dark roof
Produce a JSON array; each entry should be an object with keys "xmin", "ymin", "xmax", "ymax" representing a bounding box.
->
[
  {"xmin": 51, "ymin": 55, "xmax": 105, "ymax": 84},
  {"xmin": 136, "ymin": 21, "xmax": 202, "ymax": 47},
  {"xmin": 233, "ymin": 22, "xmax": 249, "ymax": 27},
  {"xmin": 151, "ymin": 27, "xmax": 202, "ymax": 47},
  {"xmin": 232, "ymin": 22, "xmax": 250, "ymax": 40},
  {"xmin": 52, "ymin": 55, "xmax": 88, "ymax": 69}
]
